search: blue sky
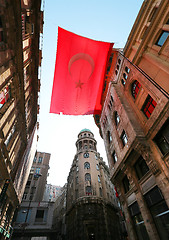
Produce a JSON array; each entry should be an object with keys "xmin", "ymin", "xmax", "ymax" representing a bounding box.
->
[{"xmin": 37, "ymin": 0, "xmax": 144, "ymax": 187}]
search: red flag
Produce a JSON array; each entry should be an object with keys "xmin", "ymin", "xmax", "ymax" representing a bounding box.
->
[{"xmin": 50, "ymin": 27, "xmax": 113, "ymax": 115}]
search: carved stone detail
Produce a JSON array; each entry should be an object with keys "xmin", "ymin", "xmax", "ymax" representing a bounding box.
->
[{"xmin": 134, "ymin": 143, "xmax": 161, "ymax": 176}]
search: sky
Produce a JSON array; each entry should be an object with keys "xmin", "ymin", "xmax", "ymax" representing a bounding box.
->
[{"xmin": 37, "ymin": 0, "xmax": 144, "ymax": 187}]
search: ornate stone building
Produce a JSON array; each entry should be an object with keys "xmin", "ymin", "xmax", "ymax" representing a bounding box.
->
[
  {"xmin": 0, "ymin": 0, "xmax": 43, "ymax": 238},
  {"xmin": 66, "ymin": 129, "xmax": 122, "ymax": 240},
  {"xmin": 96, "ymin": 0, "xmax": 169, "ymax": 239}
]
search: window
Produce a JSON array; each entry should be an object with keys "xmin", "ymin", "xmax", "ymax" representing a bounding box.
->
[
  {"xmin": 84, "ymin": 162, "xmax": 90, "ymax": 169},
  {"xmin": 125, "ymin": 66, "xmax": 130, "ymax": 73},
  {"xmin": 134, "ymin": 156, "xmax": 149, "ymax": 180},
  {"xmin": 107, "ymin": 131, "xmax": 112, "ymax": 144},
  {"xmin": 156, "ymin": 31, "xmax": 169, "ymax": 47},
  {"xmin": 154, "ymin": 118, "xmax": 169, "ymax": 155},
  {"xmin": 142, "ymin": 95, "xmax": 157, "ymax": 118},
  {"xmin": 84, "ymin": 145, "xmax": 88, "ymax": 150},
  {"xmin": 0, "ymin": 17, "xmax": 3, "ymax": 42},
  {"xmin": 121, "ymin": 79, "xmax": 126, "ymax": 86},
  {"xmin": 38, "ymin": 157, "xmax": 43, "ymax": 163},
  {"xmin": 121, "ymin": 130, "xmax": 128, "ymax": 147},
  {"xmin": 22, "ymin": 193, "xmax": 27, "ymax": 200},
  {"xmin": 26, "ymin": 180, "xmax": 31, "ymax": 187},
  {"xmin": 79, "ymin": 141, "xmax": 82, "ymax": 150},
  {"xmin": 4, "ymin": 123, "xmax": 16, "ymax": 146},
  {"xmin": 33, "ymin": 157, "xmax": 37, "ymax": 163},
  {"xmin": 86, "ymin": 186, "xmax": 92, "ymax": 195},
  {"xmin": 132, "ymin": 80, "xmax": 141, "ymax": 99},
  {"xmin": 35, "ymin": 210, "xmax": 44, "ymax": 222},
  {"xmin": 85, "ymin": 173, "xmax": 91, "ymax": 182},
  {"xmin": 112, "ymin": 151, "xmax": 118, "ymax": 164},
  {"xmin": 76, "ymin": 176, "xmax": 78, "ymax": 184},
  {"xmin": 75, "ymin": 189, "xmax": 78, "ymax": 198},
  {"xmin": 30, "ymin": 167, "xmax": 35, "ymax": 174},
  {"xmin": 96, "ymin": 164, "xmax": 99, "ymax": 170},
  {"xmin": 129, "ymin": 202, "xmax": 150, "ymax": 240},
  {"xmin": 111, "ymin": 95, "xmax": 114, "ymax": 103},
  {"xmin": 0, "ymin": 85, "xmax": 11, "ymax": 109},
  {"xmin": 99, "ymin": 188, "xmax": 102, "ymax": 197},
  {"xmin": 36, "ymin": 168, "xmax": 40, "ymax": 174},
  {"xmin": 144, "ymin": 186, "xmax": 169, "ymax": 239},
  {"xmin": 122, "ymin": 175, "xmax": 130, "ymax": 193},
  {"xmin": 115, "ymin": 111, "xmax": 120, "ymax": 126},
  {"xmin": 98, "ymin": 175, "xmax": 101, "ymax": 183},
  {"xmin": 123, "ymin": 73, "xmax": 128, "ymax": 80}
]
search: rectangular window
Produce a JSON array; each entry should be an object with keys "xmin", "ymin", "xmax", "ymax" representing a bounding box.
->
[
  {"xmin": 122, "ymin": 175, "xmax": 130, "ymax": 193},
  {"xmin": 35, "ymin": 210, "xmax": 44, "ymax": 222},
  {"xmin": 154, "ymin": 118, "xmax": 169, "ymax": 155},
  {"xmin": 33, "ymin": 157, "xmax": 37, "ymax": 163},
  {"xmin": 142, "ymin": 95, "xmax": 157, "ymax": 118},
  {"xmin": 38, "ymin": 157, "xmax": 43, "ymax": 163},
  {"xmin": 26, "ymin": 180, "xmax": 31, "ymax": 187},
  {"xmin": 112, "ymin": 151, "xmax": 118, "ymax": 164},
  {"xmin": 121, "ymin": 130, "xmax": 128, "ymax": 147},
  {"xmin": 36, "ymin": 168, "xmax": 40, "ymax": 174},
  {"xmin": 129, "ymin": 202, "xmax": 150, "ymax": 240},
  {"xmin": 134, "ymin": 157, "xmax": 149, "ymax": 180},
  {"xmin": 0, "ymin": 17, "xmax": 3, "ymax": 42},
  {"xmin": 144, "ymin": 187, "xmax": 169, "ymax": 239},
  {"xmin": 0, "ymin": 85, "xmax": 11, "ymax": 109},
  {"xmin": 156, "ymin": 31, "xmax": 169, "ymax": 47}
]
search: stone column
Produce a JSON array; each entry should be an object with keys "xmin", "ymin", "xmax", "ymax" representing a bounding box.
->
[
  {"xmin": 115, "ymin": 181, "xmax": 137, "ymax": 240},
  {"xmin": 126, "ymin": 167, "xmax": 160, "ymax": 240}
]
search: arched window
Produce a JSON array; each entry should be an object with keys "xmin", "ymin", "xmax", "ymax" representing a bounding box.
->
[
  {"xmin": 85, "ymin": 173, "xmax": 91, "ymax": 182},
  {"xmin": 115, "ymin": 111, "xmax": 120, "ymax": 126},
  {"xmin": 79, "ymin": 141, "xmax": 82, "ymax": 150},
  {"xmin": 84, "ymin": 145, "xmax": 88, "ymax": 150},
  {"xmin": 132, "ymin": 80, "xmax": 141, "ymax": 99},
  {"xmin": 84, "ymin": 162, "xmax": 90, "ymax": 169}
]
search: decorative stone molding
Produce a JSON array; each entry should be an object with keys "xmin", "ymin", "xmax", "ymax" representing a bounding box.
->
[{"xmin": 134, "ymin": 143, "xmax": 161, "ymax": 176}]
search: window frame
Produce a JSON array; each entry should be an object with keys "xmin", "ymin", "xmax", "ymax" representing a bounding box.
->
[
  {"xmin": 121, "ymin": 130, "xmax": 128, "ymax": 147},
  {"xmin": 154, "ymin": 118, "xmax": 169, "ymax": 155},
  {"xmin": 84, "ymin": 162, "xmax": 90, "ymax": 169},
  {"xmin": 131, "ymin": 80, "xmax": 141, "ymax": 99},
  {"xmin": 155, "ymin": 30, "xmax": 169, "ymax": 47},
  {"xmin": 142, "ymin": 95, "xmax": 157, "ymax": 119}
]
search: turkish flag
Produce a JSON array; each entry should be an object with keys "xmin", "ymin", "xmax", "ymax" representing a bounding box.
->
[{"xmin": 50, "ymin": 27, "xmax": 113, "ymax": 115}]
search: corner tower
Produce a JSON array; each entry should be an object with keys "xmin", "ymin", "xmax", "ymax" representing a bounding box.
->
[{"xmin": 66, "ymin": 129, "xmax": 122, "ymax": 240}]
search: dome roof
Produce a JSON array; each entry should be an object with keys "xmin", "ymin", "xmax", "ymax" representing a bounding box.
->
[{"xmin": 79, "ymin": 128, "xmax": 91, "ymax": 133}]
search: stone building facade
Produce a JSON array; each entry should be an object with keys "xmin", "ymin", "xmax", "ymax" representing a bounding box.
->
[
  {"xmin": 0, "ymin": 0, "xmax": 43, "ymax": 239},
  {"xmin": 12, "ymin": 152, "xmax": 55, "ymax": 239},
  {"xmin": 96, "ymin": 0, "xmax": 169, "ymax": 239},
  {"xmin": 66, "ymin": 129, "xmax": 122, "ymax": 240}
]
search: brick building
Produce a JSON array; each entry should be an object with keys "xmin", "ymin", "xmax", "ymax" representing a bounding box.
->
[
  {"xmin": 0, "ymin": 0, "xmax": 43, "ymax": 238},
  {"xmin": 95, "ymin": 0, "xmax": 169, "ymax": 239}
]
